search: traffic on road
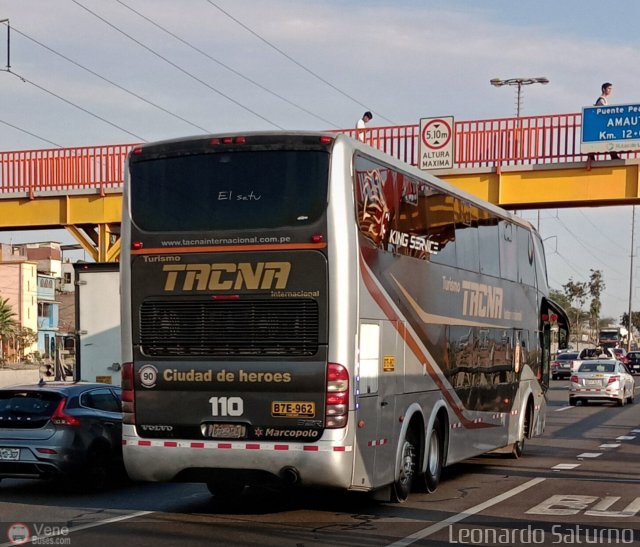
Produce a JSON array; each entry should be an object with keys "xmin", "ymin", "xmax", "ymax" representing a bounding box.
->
[{"xmin": 0, "ymin": 379, "xmax": 638, "ymax": 546}]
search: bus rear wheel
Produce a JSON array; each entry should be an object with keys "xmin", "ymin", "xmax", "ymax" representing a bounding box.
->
[
  {"xmin": 424, "ymin": 417, "xmax": 443, "ymax": 493},
  {"xmin": 391, "ymin": 433, "xmax": 417, "ymax": 503},
  {"xmin": 510, "ymin": 406, "xmax": 531, "ymax": 459}
]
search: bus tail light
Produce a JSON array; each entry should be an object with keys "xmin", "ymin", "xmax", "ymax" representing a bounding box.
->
[
  {"xmin": 122, "ymin": 362, "xmax": 135, "ymax": 425},
  {"xmin": 325, "ymin": 363, "xmax": 349, "ymax": 428},
  {"xmin": 211, "ymin": 136, "xmax": 246, "ymax": 145}
]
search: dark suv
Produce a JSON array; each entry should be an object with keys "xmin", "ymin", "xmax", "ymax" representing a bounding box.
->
[
  {"xmin": 551, "ymin": 351, "xmax": 579, "ymax": 380},
  {"xmin": 626, "ymin": 351, "xmax": 640, "ymax": 374},
  {"xmin": 0, "ymin": 382, "xmax": 122, "ymax": 490}
]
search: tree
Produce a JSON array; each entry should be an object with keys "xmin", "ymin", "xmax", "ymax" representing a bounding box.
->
[
  {"xmin": 14, "ymin": 327, "xmax": 37, "ymax": 360},
  {"xmin": 588, "ymin": 269, "xmax": 605, "ymax": 342},
  {"xmin": 563, "ymin": 279, "xmax": 588, "ymax": 348},
  {"xmin": 0, "ymin": 297, "xmax": 18, "ymax": 365},
  {"xmin": 549, "ymin": 289, "xmax": 571, "ymax": 313},
  {"xmin": 621, "ymin": 311, "xmax": 640, "ymax": 334}
]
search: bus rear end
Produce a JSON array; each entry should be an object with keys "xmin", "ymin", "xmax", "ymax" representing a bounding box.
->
[{"xmin": 120, "ymin": 134, "xmax": 354, "ymax": 492}]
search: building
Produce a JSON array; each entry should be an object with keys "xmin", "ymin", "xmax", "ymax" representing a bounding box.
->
[
  {"xmin": 37, "ymin": 274, "xmax": 60, "ymax": 358},
  {"xmin": 0, "ymin": 241, "xmax": 84, "ymax": 363},
  {"xmin": 0, "ymin": 257, "xmax": 39, "ymax": 362}
]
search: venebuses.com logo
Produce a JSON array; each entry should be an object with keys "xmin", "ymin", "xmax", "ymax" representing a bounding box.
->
[{"xmin": 6, "ymin": 522, "xmax": 71, "ymax": 545}]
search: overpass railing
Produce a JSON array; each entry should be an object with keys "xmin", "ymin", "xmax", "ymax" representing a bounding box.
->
[
  {"xmin": 1, "ymin": 112, "xmax": 638, "ymax": 197},
  {"xmin": 0, "ymin": 144, "xmax": 134, "ymax": 198}
]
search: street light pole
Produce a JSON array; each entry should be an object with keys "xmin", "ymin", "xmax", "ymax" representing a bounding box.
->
[
  {"xmin": 491, "ymin": 76, "xmax": 549, "ymax": 220},
  {"xmin": 490, "ymin": 76, "xmax": 550, "ymax": 118}
]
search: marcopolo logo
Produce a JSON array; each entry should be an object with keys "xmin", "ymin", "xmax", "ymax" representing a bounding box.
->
[
  {"xmin": 7, "ymin": 522, "xmax": 71, "ymax": 546},
  {"xmin": 253, "ymin": 427, "xmax": 320, "ymax": 439},
  {"xmin": 162, "ymin": 262, "xmax": 291, "ymax": 292}
]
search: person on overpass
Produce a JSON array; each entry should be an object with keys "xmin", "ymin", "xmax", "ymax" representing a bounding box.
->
[
  {"xmin": 356, "ymin": 111, "xmax": 373, "ymax": 142},
  {"xmin": 594, "ymin": 82, "xmax": 620, "ymax": 159}
]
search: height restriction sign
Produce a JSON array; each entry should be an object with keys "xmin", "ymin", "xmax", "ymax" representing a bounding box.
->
[{"xmin": 419, "ymin": 116, "xmax": 454, "ymax": 170}]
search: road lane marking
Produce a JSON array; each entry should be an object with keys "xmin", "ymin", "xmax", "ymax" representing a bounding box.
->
[
  {"xmin": 0, "ymin": 510, "xmax": 154, "ymax": 547},
  {"xmin": 554, "ymin": 406, "xmax": 574, "ymax": 412},
  {"xmin": 384, "ymin": 477, "xmax": 545, "ymax": 547},
  {"xmin": 616, "ymin": 436, "xmax": 636, "ymax": 440},
  {"xmin": 552, "ymin": 463, "xmax": 580, "ymax": 470},
  {"xmin": 599, "ymin": 443, "xmax": 621, "ymax": 448},
  {"xmin": 577, "ymin": 453, "xmax": 602, "ymax": 458}
]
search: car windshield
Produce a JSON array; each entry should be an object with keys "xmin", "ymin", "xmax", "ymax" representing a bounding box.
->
[
  {"xmin": 578, "ymin": 362, "xmax": 615, "ymax": 373},
  {"xmin": 557, "ymin": 353, "xmax": 578, "ymax": 361},
  {"xmin": 0, "ymin": 390, "xmax": 62, "ymax": 429}
]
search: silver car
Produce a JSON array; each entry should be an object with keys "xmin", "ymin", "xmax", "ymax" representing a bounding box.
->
[
  {"xmin": 0, "ymin": 382, "xmax": 123, "ymax": 491},
  {"xmin": 569, "ymin": 360, "xmax": 635, "ymax": 406}
]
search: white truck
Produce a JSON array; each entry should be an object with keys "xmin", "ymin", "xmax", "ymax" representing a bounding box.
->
[{"xmin": 73, "ymin": 262, "xmax": 122, "ymax": 386}]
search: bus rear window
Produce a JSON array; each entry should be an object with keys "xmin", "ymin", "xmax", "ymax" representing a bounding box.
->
[{"xmin": 130, "ymin": 150, "xmax": 329, "ymax": 232}]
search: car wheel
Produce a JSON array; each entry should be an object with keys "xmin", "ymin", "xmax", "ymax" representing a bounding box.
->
[
  {"xmin": 84, "ymin": 446, "xmax": 111, "ymax": 492},
  {"xmin": 628, "ymin": 388, "xmax": 635, "ymax": 404},
  {"xmin": 569, "ymin": 398, "xmax": 577, "ymax": 406},
  {"xmin": 391, "ymin": 431, "xmax": 417, "ymax": 503},
  {"xmin": 617, "ymin": 394, "xmax": 625, "ymax": 407}
]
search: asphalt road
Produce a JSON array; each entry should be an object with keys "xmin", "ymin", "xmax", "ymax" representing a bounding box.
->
[{"xmin": 1, "ymin": 381, "xmax": 639, "ymax": 547}]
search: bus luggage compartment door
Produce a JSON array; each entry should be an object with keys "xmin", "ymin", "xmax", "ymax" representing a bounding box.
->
[{"xmin": 353, "ymin": 320, "xmax": 399, "ymax": 489}]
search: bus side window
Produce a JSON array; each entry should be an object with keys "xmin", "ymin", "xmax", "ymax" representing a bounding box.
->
[{"xmin": 499, "ymin": 221, "xmax": 518, "ymax": 282}]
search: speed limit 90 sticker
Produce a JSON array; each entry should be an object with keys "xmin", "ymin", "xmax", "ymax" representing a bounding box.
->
[{"xmin": 139, "ymin": 364, "xmax": 158, "ymax": 388}]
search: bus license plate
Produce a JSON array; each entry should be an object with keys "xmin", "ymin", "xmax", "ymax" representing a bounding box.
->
[
  {"xmin": 0, "ymin": 448, "xmax": 19, "ymax": 461},
  {"xmin": 203, "ymin": 423, "xmax": 246, "ymax": 439},
  {"xmin": 271, "ymin": 401, "xmax": 315, "ymax": 418}
]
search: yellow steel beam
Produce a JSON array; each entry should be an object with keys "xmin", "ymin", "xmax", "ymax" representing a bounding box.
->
[
  {"xmin": 0, "ymin": 192, "xmax": 122, "ymax": 262},
  {"xmin": 440, "ymin": 161, "xmax": 640, "ymax": 209},
  {"xmin": 64, "ymin": 224, "xmax": 120, "ymax": 262},
  {"xmin": 1, "ymin": 162, "xmax": 640, "ymax": 262},
  {"xmin": 65, "ymin": 225, "xmax": 99, "ymax": 262},
  {"xmin": 105, "ymin": 238, "xmax": 121, "ymax": 262},
  {"xmin": 0, "ymin": 193, "xmax": 122, "ymax": 228}
]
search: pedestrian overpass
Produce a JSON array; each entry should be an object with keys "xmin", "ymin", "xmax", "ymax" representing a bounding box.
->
[{"xmin": 1, "ymin": 111, "xmax": 639, "ymax": 261}]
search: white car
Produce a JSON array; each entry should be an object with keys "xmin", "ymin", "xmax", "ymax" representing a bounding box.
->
[{"xmin": 569, "ymin": 360, "xmax": 635, "ymax": 406}]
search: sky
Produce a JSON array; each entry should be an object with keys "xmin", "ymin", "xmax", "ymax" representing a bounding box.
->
[{"xmin": 0, "ymin": 0, "xmax": 639, "ymax": 321}]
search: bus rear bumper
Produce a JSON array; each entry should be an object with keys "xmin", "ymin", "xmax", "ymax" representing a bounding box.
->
[{"xmin": 122, "ymin": 428, "xmax": 356, "ymax": 490}]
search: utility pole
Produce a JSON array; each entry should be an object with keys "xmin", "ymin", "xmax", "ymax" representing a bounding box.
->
[
  {"xmin": 0, "ymin": 19, "xmax": 10, "ymax": 70},
  {"xmin": 628, "ymin": 206, "xmax": 636, "ymax": 352}
]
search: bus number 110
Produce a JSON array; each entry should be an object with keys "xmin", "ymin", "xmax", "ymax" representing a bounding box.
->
[{"xmin": 209, "ymin": 396, "xmax": 244, "ymax": 417}]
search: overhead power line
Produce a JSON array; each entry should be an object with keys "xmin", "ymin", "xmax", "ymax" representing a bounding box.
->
[
  {"xmin": 3, "ymin": 70, "xmax": 146, "ymax": 141},
  {"xmin": 9, "ymin": 24, "xmax": 212, "ymax": 134},
  {"xmin": 206, "ymin": 0, "xmax": 397, "ymax": 125},
  {"xmin": 551, "ymin": 213, "xmax": 626, "ymax": 278},
  {"xmin": 0, "ymin": 117, "xmax": 61, "ymax": 148},
  {"xmin": 71, "ymin": 0, "xmax": 284, "ymax": 129},
  {"xmin": 577, "ymin": 209, "xmax": 627, "ymax": 254},
  {"xmin": 115, "ymin": 0, "xmax": 340, "ymax": 128}
]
